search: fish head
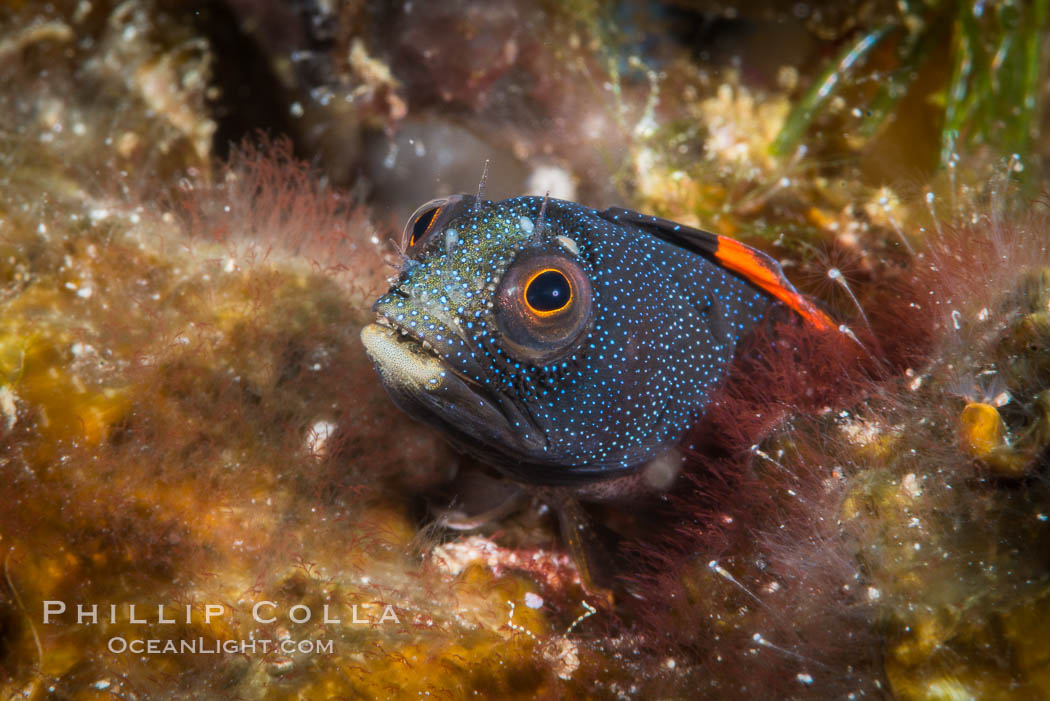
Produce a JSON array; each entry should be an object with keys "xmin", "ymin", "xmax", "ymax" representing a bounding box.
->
[{"xmin": 361, "ymin": 195, "xmax": 772, "ymax": 485}]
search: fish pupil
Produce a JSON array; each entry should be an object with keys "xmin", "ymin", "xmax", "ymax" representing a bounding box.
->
[
  {"xmin": 410, "ymin": 206, "xmax": 440, "ymax": 246},
  {"xmin": 526, "ymin": 270, "xmax": 571, "ymax": 312}
]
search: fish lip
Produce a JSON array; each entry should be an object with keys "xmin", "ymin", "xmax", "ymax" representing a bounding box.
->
[
  {"xmin": 361, "ymin": 321, "xmax": 534, "ymax": 458},
  {"xmin": 373, "ymin": 306, "xmax": 494, "ymax": 391},
  {"xmin": 372, "ymin": 312, "xmax": 440, "ymax": 358},
  {"xmin": 362, "ymin": 317, "xmax": 552, "ymax": 461},
  {"xmin": 366, "ymin": 312, "xmax": 503, "ymax": 413}
]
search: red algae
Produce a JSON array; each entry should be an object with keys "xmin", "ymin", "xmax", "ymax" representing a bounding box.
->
[{"xmin": 569, "ymin": 187, "xmax": 1050, "ymax": 698}]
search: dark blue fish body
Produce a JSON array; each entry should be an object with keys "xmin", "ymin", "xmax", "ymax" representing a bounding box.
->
[{"xmin": 361, "ymin": 195, "xmax": 830, "ymax": 486}]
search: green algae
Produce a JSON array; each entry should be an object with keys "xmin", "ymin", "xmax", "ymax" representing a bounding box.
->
[{"xmin": 771, "ymin": 0, "xmax": 1050, "ymax": 178}]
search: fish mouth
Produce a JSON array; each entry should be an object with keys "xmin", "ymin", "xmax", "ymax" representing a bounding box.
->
[
  {"xmin": 360, "ymin": 319, "xmax": 545, "ymax": 461},
  {"xmin": 367, "ymin": 310, "xmax": 493, "ymax": 398},
  {"xmin": 370, "ymin": 313, "xmax": 441, "ymax": 361},
  {"xmin": 361, "ymin": 317, "xmax": 447, "ymax": 388}
]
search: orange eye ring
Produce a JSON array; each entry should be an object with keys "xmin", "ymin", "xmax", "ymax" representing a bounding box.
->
[
  {"xmin": 408, "ymin": 205, "xmax": 444, "ymax": 248},
  {"xmin": 495, "ymin": 251, "xmax": 593, "ymax": 365},
  {"xmin": 402, "ymin": 195, "xmax": 473, "ymax": 253},
  {"xmin": 523, "ymin": 268, "xmax": 573, "ymax": 317}
]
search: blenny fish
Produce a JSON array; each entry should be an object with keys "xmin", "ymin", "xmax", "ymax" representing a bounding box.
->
[{"xmin": 361, "ymin": 194, "xmax": 833, "ymax": 489}]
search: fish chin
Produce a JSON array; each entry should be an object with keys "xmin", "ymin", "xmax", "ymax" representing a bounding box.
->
[{"xmin": 360, "ymin": 323, "xmax": 538, "ymax": 461}]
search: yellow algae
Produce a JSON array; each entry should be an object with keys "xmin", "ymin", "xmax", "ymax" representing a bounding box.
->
[
  {"xmin": 1000, "ymin": 588, "xmax": 1050, "ymax": 691},
  {"xmin": 887, "ymin": 588, "xmax": 1050, "ymax": 700},
  {"xmin": 805, "ymin": 205, "xmax": 840, "ymax": 232},
  {"xmin": 694, "ymin": 81, "xmax": 790, "ymax": 177},
  {"xmin": 956, "ymin": 397, "xmax": 1049, "ymax": 477},
  {"xmin": 888, "ymin": 606, "xmax": 961, "ymax": 667},
  {"xmin": 0, "ymin": 325, "xmax": 129, "ymax": 447},
  {"xmin": 958, "ymin": 402, "xmax": 1007, "ymax": 458},
  {"xmin": 838, "ymin": 416, "xmax": 903, "ymax": 459}
]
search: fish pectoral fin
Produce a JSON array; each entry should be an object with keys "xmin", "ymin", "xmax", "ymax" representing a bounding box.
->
[
  {"xmin": 431, "ymin": 471, "xmax": 530, "ymax": 531},
  {"xmin": 542, "ymin": 491, "xmax": 620, "ymax": 606},
  {"xmin": 597, "ymin": 207, "xmax": 836, "ymax": 331}
]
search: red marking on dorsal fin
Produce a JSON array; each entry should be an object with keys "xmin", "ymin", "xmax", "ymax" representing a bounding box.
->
[
  {"xmin": 713, "ymin": 236, "xmax": 837, "ymax": 332},
  {"xmin": 596, "ymin": 207, "xmax": 837, "ymax": 333}
]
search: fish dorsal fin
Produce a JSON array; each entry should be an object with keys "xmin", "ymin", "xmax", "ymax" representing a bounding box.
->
[{"xmin": 598, "ymin": 208, "xmax": 836, "ymax": 332}]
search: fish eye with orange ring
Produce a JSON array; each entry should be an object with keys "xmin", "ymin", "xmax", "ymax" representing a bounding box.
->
[
  {"xmin": 401, "ymin": 194, "xmax": 472, "ymax": 253},
  {"xmin": 408, "ymin": 204, "xmax": 441, "ymax": 247},
  {"xmin": 523, "ymin": 268, "xmax": 573, "ymax": 316},
  {"xmin": 496, "ymin": 251, "xmax": 593, "ymax": 365}
]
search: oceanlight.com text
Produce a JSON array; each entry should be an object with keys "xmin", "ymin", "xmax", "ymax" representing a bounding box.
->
[{"xmin": 107, "ymin": 637, "xmax": 335, "ymax": 655}]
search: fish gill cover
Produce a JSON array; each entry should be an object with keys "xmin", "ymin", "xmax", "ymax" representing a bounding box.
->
[{"xmin": 0, "ymin": 1, "xmax": 1049, "ymax": 699}]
